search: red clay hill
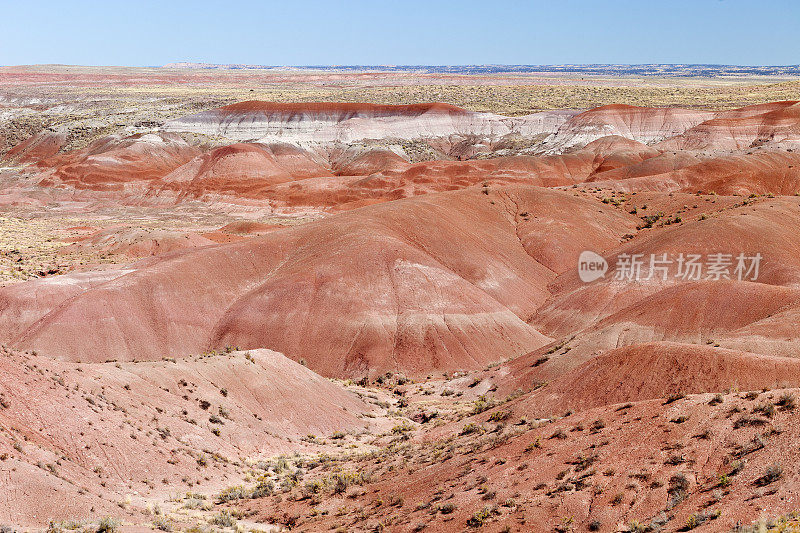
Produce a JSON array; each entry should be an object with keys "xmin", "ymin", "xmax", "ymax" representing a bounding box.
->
[{"xmin": 3, "ymin": 98, "xmax": 800, "ymax": 530}]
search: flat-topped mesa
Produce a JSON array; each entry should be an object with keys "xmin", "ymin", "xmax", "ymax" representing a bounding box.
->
[{"xmin": 162, "ymin": 100, "xmax": 575, "ymax": 144}]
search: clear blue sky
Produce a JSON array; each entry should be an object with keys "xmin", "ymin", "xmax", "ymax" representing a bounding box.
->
[{"xmin": 1, "ymin": 0, "xmax": 797, "ymax": 66}]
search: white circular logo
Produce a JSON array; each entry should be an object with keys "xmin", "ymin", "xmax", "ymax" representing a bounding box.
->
[{"xmin": 578, "ymin": 251, "xmax": 608, "ymax": 283}]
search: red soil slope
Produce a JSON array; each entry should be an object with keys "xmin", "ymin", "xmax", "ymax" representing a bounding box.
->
[
  {"xmin": 234, "ymin": 147, "xmax": 657, "ymax": 211},
  {"xmin": 60, "ymin": 225, "xmax": 219, "ymax": 258},
  {"xmin": 657, "ymin": 101, "xmax": 800, "ymax": 152},
  {"xmin": 590, "ymin": 150, "xmax": 800, "ymax": 195},
  {"xmin": 2, "ymin": 129, "xmax": 66, "ymax": 164},
  {"xmin": 37, "ymin": 133, "xmax": 200, "ymax": 190},
  {"xmin": 332, "ymin": 148, "xmax": 411, "ymax": 176},
  {"xmin": 529, "ymin": 198, "xmax": 800, "ymax": 363},
  {"xmin": 153, "ymin": 142, "xmax": 329, "ymax": 200},
  {"xmin": 239, "ymin": 388, "xmax": 800, "ymax": 532},
  {"xmin": 524, "ymin": 341, "xmax": 800, "ymax": 412},
  {"xmin": 0, "ymin": 186, "xmax": 638, "ymax": 377},
  {"xmin": 0, "ymin": 347, "xmax": 378, "ymax": 527}
]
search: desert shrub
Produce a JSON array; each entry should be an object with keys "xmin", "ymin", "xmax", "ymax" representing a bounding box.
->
[
  {"xmin": 524, "ymin": 438, "xmax": 541, "ymax": 452},
  {"xmin": 280, "ymin": 476, "xmax": 297, "ymax": 492},
  {"xmin": 734, "ymin": 436, "xmax": 766, "ymax": 458},
  {"xmin": 438, "ymin": 502, "xmax": 456, "ymax": 514},
  {"xmin": 776, "ymin": 392, "xmax": 796, "ymax": 411},
  {"xmin": 304, "ymin": 470, "xmax": 370, "ymax": 496},
  {"xmin": 733, "ymin": 415, "xmax": 769, "ymax": 429},
  {"xmin": 470, "ymin": 396, "xmax": 496, "ymax": 415},
  {"xmin": 95, "ymin": 518, "xmax": 119, "ymax": 533},
  {"xmin": 665, "ymin": 454, "xmax": 685, "ymax": 465},
  {"xmin": 460, "ymin": 423, "xmax": 482, "ymax": 436},
  {"xmin": 729, "ymin": 459, "xmax": 746, "ymax": 476},
  {"xmin": 664, "ymin": 391, "xmax": 686, "ymax": 404},
  {"xmin": 488, "ymin": 410, "xmax": 512, "ymax": 422},
  {"xmin": 272, "ymin": 456, "xmax": 290, "ymax": 473},
  {"xmin": 47, "ymin": 521, "xmax": 78, "ymax": 533},
  {"xmin": 332, "ymin": 471, "xmax": 365, "ymax": 494},
  {"xmin": 211, "ymin": 511, "xmax": 237, "ymax": 528},
  {"xmin": 755, "ymin": 464, "xmax": 783, "ymax": 487},
  {"xmin": 627, "ymin": 521, "xmax": 648, "ymax": 533},
  {"xmin": 753, "ymin": 403, "xmax": 775, "ymax": 418},
  {"xmin": 391, "ymin": 423, "xmax": 414, "ymax": 434},
  {"xmin": 667, "ymin": 473, "xmax": 690, "ymax": 509},
  {"xmin": 573, "ymin": 453, "xmax": 599, "ymax": 471},
  {"xmin": 151, "ymin": 517, "xmax": 171, "ymax": 532},
  {"xmin": 251, "ymin": 479, "xmax": 274, "ymax": 498},
  {"xmin": 304, "ymin": 479, "xmax": 325, "ymax": 495},
  {"xmin": 466, "ymin": 506, "xmax": 497, "ymax": 527},
  {"xmin": 182, "ymin": 496, "xmax": 210, "ymax": 510},
  {"xmin": 686, "ymin": 509, "xmax": 720, "ymax": 530},
  {"xmin": 216, "ymin": 485, "xmax": 248, "ymax": 503},
  {"xmin": 694, "ymin": 428, "xmax": 713, "ymax": 440}
]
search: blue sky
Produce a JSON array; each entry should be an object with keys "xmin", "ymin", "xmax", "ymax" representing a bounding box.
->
[{"xmin": 1, "ymin": 0, "xmax": 797, "ymax": 66}]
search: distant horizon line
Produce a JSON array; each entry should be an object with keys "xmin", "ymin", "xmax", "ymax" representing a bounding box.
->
[
  {"xmin": 171, "ymin": 63, "xmax": 800, "ymax": 70},
  {"xmin": 3, "ymin": 63, "xmax": 800, "ymax": 69}
]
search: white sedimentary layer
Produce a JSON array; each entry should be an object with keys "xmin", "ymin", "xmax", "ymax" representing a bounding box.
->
[
  {"xmin": 163, "ymin": 106, "xmax": 578, "ymax": 145},
  {"xmin": 540, "ymin": 107, "xmax": 716, "ymax": 152}
]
